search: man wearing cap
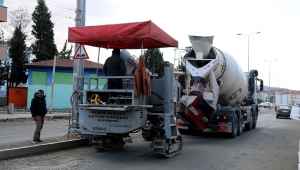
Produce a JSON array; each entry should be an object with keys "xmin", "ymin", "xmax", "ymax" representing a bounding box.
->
[{"xmin": 103, "ymin": 48, "xmax": 126, "ymax": 89}]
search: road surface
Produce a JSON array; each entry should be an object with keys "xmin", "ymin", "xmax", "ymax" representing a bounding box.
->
[
  {"xmin": 1, "ymin": 107, "xmax": 300, "ymax": 170},
  {"xmin": 0, "ymin": 119, "xmax": 70, "ymax": 145}
]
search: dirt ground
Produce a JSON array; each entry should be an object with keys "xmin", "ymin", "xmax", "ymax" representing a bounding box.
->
[
  {"xmin": 0, "ymin": 132, "xmax": 95, "ymax": 170},
  {"xmin": 0, "ymin": 154, "xmax": 95, "ymax": 170}
]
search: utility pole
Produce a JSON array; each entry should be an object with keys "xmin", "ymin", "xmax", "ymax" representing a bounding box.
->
[
  {"xmin": 237, "ymin": 32, "xmax": 260, "ymax": 72},
  {"xmin": 264, "ymin": 59, "xmax": 277, "ymax": 109},
  {"xmin": 72, "ymin": 0, "xmax": 86, "ymax": 121}
]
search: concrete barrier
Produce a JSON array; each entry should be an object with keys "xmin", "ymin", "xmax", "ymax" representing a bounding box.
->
[
  {"xmin": 0, "ymin": 138, "xmax": 87, "ymax": 160},
  {"xmin": 7, "ymin": 103, "xmax": 14, "ymax": 114}
]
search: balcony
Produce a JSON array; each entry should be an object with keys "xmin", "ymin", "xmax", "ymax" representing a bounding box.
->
[{"xmin": 0, "ymin": 5, "xmax": 7, "ymax": 22}]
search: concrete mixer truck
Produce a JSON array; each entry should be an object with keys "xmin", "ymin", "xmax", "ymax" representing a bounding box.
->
[{"xmin": 176, "ymin": 35, "xmax": 264, "ymax": 137}]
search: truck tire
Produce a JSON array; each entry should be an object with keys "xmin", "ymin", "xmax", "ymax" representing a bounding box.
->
[
  {"xmin": 237, "ymin": 112, "xmax": 243, "ymax": 136},
  {"xmin": 229, "ymin": 113, "xmax": 238, "ymax": 138},
  {"xmin": 252, "ymin": 112, "xmax": 257, "ymax": 129},
  {"xmin": 245, "ymin": 111, "xmax": 253, "ymax": 131}
]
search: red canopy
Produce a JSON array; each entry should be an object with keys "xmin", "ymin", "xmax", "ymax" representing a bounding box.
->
[{"xmin": 68, "ymin": 20, "xmax": 178, "ymax": 49}]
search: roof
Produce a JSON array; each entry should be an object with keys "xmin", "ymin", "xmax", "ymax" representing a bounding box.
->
[
  {"xmin": 68, "ymin": 20, "xmax": 178, "ymax": 49},
  {"xmin": 24, "ymin": 58, "xmax": 103, "ymax": 69}
]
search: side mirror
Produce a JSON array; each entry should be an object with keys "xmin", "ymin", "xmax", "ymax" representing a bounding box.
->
[
  {"xmin": 260, "ymin": 80, "xmax": 264, "ymax": 91},
  {"xmin": 248, "ymin": 77, "xmax": 253, "ymax": 90}
]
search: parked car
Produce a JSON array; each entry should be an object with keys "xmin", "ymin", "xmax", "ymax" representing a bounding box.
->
[
  {"xmin": 258, "ymin": 102, "xmax": 265, "ymax": 107},
  {"xmin": 264, "ymin": 102, "xmax": 270, "ymax": 108},
  {"xmin": 276, "ymin": 104, "xmax": 292, "ymax": 118}
]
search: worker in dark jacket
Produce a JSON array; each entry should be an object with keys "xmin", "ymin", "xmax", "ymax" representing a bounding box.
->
[
  {"xmin": 30, "ymin": 89, "xmax": 47, "ymax": 144},
  {"xmin": 103, "ymin": 48, "xmax": 126, "ymax": 89}
]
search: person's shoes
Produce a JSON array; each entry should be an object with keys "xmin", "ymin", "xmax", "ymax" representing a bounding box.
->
[
  {"xmin": 32, "ymin": 140, "xmax": 39, "ymax": 144},
  {"xmin": 37, "ymin": 139, "xmax": 44, "ymax": 142}
]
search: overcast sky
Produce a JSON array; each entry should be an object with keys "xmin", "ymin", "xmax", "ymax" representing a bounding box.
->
[{"xmin": 2, "ymin": 0, "xmax": 300, "ymax": 90}]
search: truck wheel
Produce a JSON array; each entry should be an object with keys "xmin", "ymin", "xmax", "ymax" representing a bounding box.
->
[
  {"xmin": 229, "ymin": 113, "xmax": 238, "ymax": 138},
  {"xmin": 252, "ymin": 113, "xmax": 257, "ymax": 129},
  {"xmin": 245, "ymin": 111, "xmax": 253, "ymax": 131},
  {"xmin": 237, "ymin": 112, "xmax": 243, "ymax": 136}
]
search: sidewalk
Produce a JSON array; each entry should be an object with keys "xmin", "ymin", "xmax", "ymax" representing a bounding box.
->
[{"xmin": 0, "ymin": 108, "xmax": 72, "ymax": 120}]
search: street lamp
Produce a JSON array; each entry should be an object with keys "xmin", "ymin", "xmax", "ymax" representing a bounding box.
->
[
  {"xmin": 237, "ymin": 32, "xmax": 261, "ymax": 72},
  {"xmin": 264, "ymin": 59, "xmax": 277, "ymax": 108}
]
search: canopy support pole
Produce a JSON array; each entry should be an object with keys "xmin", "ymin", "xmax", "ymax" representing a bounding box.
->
[
  {"xmin": 96, "ymin": 46, "xmax": 100, "ymax": 89},
  {"xmin": 139, "ymin": 38, "xmax": 145, "ymax": 105},
  {"xmin": 140, "ymin": 38, "xmax": 144, "ymax": 56}
]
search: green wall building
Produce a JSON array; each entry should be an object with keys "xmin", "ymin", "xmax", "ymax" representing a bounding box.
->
[{"xmin": 25, "ymin": 59, "xmax": 104, "ymax": 109}]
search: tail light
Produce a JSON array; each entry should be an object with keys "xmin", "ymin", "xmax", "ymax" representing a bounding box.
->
[
  {"xmin": 276, "ymin": 109, "xmax": 280, "ymax": 113},
  {"xmin": 216, "ymin": 115, "xmax": 228, "ymax": 120},
  {"xmin": 220, "ymin": 126, "xmax": 227, "ymax": 130}
]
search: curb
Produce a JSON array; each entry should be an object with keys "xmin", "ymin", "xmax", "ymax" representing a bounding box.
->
[
  {"xmin": 298, "ymin": 139, "xmax": 300, "ymax": 170},
  {"xmin": 0, "ymin": 114, "xmax": 72, "ymax": 121},
  {"xmin": 0, "ymin": 139, "xmax": 87, "ymax": 161}
]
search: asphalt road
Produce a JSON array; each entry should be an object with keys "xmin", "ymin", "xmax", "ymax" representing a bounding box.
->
[
  {"xmin": 0, "ymin": 119, "xmax": 70, "ymax": 144},
  {"xmin": 1, "ymin": 107, "xmax": 300, "ymax": 170}
]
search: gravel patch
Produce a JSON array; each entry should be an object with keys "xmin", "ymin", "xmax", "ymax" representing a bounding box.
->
[
  {"xmin": 0, "ymin": 133, "xmax": 95, "ymax": 170},
  {"xmin": 0, "ymin": 154, "xmax": 95, "ymax": 170}
]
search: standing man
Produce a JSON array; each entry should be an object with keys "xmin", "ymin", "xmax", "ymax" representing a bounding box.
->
[
  {"xmin": 103, "ymin": 48, "xmax": 126, "ymax": 89},
  {"xmin": 30, "ymin": 89, "xmax": 47, "ymax": 144}
]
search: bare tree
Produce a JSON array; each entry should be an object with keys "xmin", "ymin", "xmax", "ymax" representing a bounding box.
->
[
  {"xmin": 9, "ymin": 7, "xmax": 31, "ymax": 30},
  {"xmin": 0, "ymin": 7, "xmax": 32, "ymax": 41}
]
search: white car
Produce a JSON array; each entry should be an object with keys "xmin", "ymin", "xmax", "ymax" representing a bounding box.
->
[
  {"xmin": 258, "ymin": 103, "xmax": 265, "ymax": 107},
  {"xmin": 264, "ymin": 102, "xmax": 270, "ymax": 108}
]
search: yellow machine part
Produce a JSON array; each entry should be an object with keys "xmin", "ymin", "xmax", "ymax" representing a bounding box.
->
[{"xmin": 90, "ymin": 94, "xmax": 100, "ymax": 104}]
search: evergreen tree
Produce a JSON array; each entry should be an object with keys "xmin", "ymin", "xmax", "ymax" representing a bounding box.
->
[
  {"xmin": 143, "ymin": 48, "xmax": 165, "ymax": 78},
  {"xmin": 31, "ymin": 0, "xmax": 57, "ymax": 62},
  {"xmin": 9, "ymin": 25, "xmax": 28, "ymax": 87},
  {"xmin": 57, "ymin": 40, "xmax": 73, "ymax": 59},
  {"xmin": 2, "ymin": 60, "xmax": 11, "ymax": 88},
  {"xmin": 0, "ymin": 61, "xmax": 7, "ymax": 87}
]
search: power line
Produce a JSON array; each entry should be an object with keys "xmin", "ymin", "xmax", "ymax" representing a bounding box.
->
[
  {"xmin": 34, "ymin": 18, "xmax": 74, "ymax": 25},
  {"xmin": 46, "ymin": 0, "xmax": 76, "ymax": 10},
  {"xmin": 51, "ymin": 20, "xmax": 74, "ymax": 26},
  {"xmin": 5, "ymin": 1, "xmax": 75, "ymax": 20},
  {"xmin": 6, "ymin": 0, "xmax": 76, "ymax": 11}
]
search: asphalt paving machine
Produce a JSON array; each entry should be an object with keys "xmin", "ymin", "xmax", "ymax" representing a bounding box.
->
[{"xmin": 68, "ymin": 21, "xmax": 182, "ymax": 157}]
